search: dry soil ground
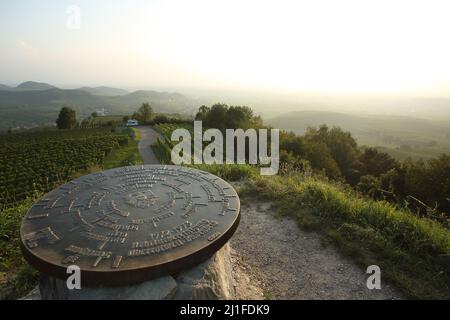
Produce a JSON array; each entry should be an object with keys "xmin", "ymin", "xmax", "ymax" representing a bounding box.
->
[{"xmin": 230, "ymin": 199, "xmax": 402, "ymax": 300}]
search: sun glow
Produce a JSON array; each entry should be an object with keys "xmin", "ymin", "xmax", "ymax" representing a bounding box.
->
[{"xmin": 1, "ymin": 0, "xmax": 450, "ymax": 95}]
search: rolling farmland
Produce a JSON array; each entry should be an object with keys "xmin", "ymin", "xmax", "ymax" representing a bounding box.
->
[{"xmin": 0, "ymin": 128, "xmax": 131, "ymax": 207}]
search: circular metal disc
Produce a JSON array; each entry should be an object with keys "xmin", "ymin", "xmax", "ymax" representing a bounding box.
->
[{"xmin": 20, "ymin": 165, "xmax": 240, "ymax": 286}]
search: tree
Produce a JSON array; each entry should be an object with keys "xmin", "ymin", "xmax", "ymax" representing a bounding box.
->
[
  {"xmin": 359, "ymin": 147, "xmax": 399, "ymax": 177},
  {"xmin": 404, "ymin": 155, "xmax": 450, "ymax": 214},
  {"xmin": 56, "ymin": 107, "xmax": 77, "ymax": 129},
  {"xmin": 225, "ymin": 106, "xmax": 254, "ymax": 129},
  {"xmin": 305, "ymin": 142, "xmax": 342, "ymax": 179},
  {"xmin": 206, "ymin": 104, "xmax": 229, "ymax": 131},
  {"xmin": 280, "ymin": 131, "xmax": 307, "ymax": 157},
  {"xmin": 357, "ymin": 175, "xmax": 381, "ymax": 199},
  {"xmin": 91, "ymin": 112, "xmax": 98, "ymax": 118},
  {"xmin": 304, "ymin": 125, "xmax": 360, "ymax": 183},
  {"xmin": 195, "ymin": 104, "xmax": 263, "ymax": 131},
  {"xmin": 153, "ymin": 115, "xmax": 169, "ymax": 124},
  {"xmin": 195, "ymin": 105, "xmax": 210, "ymax": 122},
  {"xmin": 80, "ymin": 117, "xmax": 91, "ymax": 128},
  {"xmin": 380, "ymin": 167, "xmax": 406, "ymax": 199},
  {"xmin": 123, "ymin": 116, "xmax": 130, "ymax": 123},
  {"xmin": 133, "ymin": 103, "xmax": 153, "ymax": 124}
]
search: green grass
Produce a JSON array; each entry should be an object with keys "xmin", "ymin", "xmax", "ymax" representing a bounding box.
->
[
  {"xmin": 151, "ymin": 123, "xmax": 193, "ymax": 165},
  {"xmin": 151, "ymin": 127, "xmax": 258, "ymax": 181},
  {"xmin": 240, "ymin": 172, "xmax": 450, "ymax": 299},
  {"xmin": 0, "ymin": 197, "xmax": 40, "ymax": 300},
  {"xmin": 153, "ymin": 123, "xmax": 193, "ymax": 138},
  {"xmin": 151, "ymin": 122, "xmax": 261, "ymax": 181},
  {"xmin": 151, "ymin": 137, "xmax": 173, "ymax": 164},
  {"xmin": 103, "ymin": 128, "xmax": 143, "ymax": 168},
  {"xmin": 189, "ymin": 163, "xmax": 258, "ymax": 181},
  {"xmin": 88, "ymin": 115, "xmax": 124, "ymax": 126}
]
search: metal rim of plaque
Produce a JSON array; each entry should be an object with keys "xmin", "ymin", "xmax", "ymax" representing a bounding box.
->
[{"xmin": 20, "ymin": 165, "xmax": 240, "ymax": 286}]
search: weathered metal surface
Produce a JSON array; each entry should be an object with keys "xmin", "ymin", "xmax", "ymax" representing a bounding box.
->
[{"xmin": 20, "ymin": 165, "xmax": 240, "ymax": 286}]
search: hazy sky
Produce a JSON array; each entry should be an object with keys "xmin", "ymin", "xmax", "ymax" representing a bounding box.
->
[{"xmin": 1, "ymin": 0, "xmax": 450, "ymax": 96}]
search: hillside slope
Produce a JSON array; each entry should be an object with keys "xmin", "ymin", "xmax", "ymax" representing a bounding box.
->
[
  {"xmin": 16, "ymin": 81, "xmax": 55, "ymax": 91},
  {"xmin": 79, "ymin": 86, "xmax": 129, "ymax": 96},
  {"xmin": 267, "ymin": 110, "xmax": 450, "ymax": 159},
  {"xmin": 0, "ymin": 86, "xmax": 194, "ymax": 129}
]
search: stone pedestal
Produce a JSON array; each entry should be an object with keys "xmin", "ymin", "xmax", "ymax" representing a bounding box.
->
[
  {"xmin": 173, "ymin": 243, "xmax": 235, "ymax": 299},
  {"xmin": 36, "ymin": 243, "xmax": 235, "ymax": 300}
]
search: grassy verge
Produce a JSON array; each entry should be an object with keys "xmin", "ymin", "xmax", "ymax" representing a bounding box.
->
[
  {"xmin": 0, "ymin": 198, "xmax": 40, "ymax": 299},
  {"xmin": 103, "ymin": 127, "xmax": 143, "ymax": 169},
  {"xmin": 150, "ymin": 135, "xmax": 258, "ymax": 181},
  {"xmin": 240, "ymin": 172, "xmax": 450, "ymax": 299},
  {"xmin": 189, "ymin": 163, "xmax": 258, "ymax": 181},
  {"xmin": 151, "ymin": 137, "xmax": 172, "ymax": 164}
]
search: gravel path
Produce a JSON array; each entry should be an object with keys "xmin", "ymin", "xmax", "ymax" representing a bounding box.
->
[
  {"xmin": 136, "ymin": 126, "xmax": 161, "ymax": 165},
  {"xmin": 230, "ymin": 200, "xmax": 403, "ymax": 300}
]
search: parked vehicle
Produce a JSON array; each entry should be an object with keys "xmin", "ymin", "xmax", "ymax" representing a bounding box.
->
[{"xmin": 126, "ymin": 119, "xmax": 139, "ymax": 126}]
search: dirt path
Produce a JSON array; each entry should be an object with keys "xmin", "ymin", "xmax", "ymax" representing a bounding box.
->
[
  {"xmin": 231, "ymin": 200, "xmax": 402, "ymax": 300},
  {"xmin": 136, "ymin": 126, "xmax": 161, "ymax": 165}
]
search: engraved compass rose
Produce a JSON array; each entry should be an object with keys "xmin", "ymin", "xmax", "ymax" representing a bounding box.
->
[{"xmin": 124, "ymin": 190, "xmax": 158, "ymax": 209}]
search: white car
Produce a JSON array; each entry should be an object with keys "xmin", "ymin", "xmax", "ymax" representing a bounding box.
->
[{"xmin": 126, "ymin": 119, "xmax": 139, "ymax": 126}]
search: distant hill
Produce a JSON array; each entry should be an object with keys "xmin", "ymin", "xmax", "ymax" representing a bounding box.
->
[
  {"xmin": 79, "ymin": 86, "xmax": 129, "ymax": 96},
  {"xmin": 16, "ymin": 81, "xmax": 56, "ymax": 91},
  {"xmin": 267, "ymin": 110, "xmax": 450, "ymax": 160},
  {"xmin": 0, "ymin": 84, "xmax": 13, "ymax": 90},
  {"xmin": 0, "ymin": 81, "xmax": 56, "ymax": 91},
  {"xmin": 0, "ymin": 83, "xmax": 195, "ymax": 129}
]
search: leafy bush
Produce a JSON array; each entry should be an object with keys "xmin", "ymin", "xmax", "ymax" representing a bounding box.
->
[{"xmin": 0, "ymin": 197, "xmax": 39, "ymax": 299}]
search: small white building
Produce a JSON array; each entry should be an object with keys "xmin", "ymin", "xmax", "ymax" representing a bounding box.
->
[
  {"xmin": 95, "ymin": 107, "xmax": 106, "ymax": 116},
  {"xmin": 126, "ymin": 119, "xmax": 139, "ymax": 126}
]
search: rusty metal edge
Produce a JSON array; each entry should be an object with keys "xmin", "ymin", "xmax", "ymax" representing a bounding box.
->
[{"xmin": 20, "ymin": 209, "xmax": 241, "ymax": 287}]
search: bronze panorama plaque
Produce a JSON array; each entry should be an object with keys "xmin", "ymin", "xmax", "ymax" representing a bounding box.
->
[{"xmin": 20, "ymin": 165, "xmax": 240, "ymax": 286}]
